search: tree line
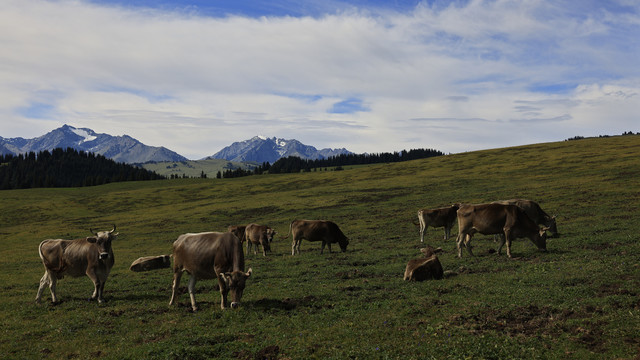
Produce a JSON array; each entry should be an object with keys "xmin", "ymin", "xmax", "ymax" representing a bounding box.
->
[
  {"xmin": 268, "ymin": 148, "xmax": 445, "ymax": 174},
  {"xmin": 0, "ymin": 148, "xmax": 164, "ymax": 190}
]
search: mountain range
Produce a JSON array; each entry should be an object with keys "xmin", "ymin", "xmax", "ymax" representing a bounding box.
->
[
  {"xmin": 206, "ymin": 136, "xmax": 352, "ymax": 163},
  {"xmin": 1, "ymin": 126, "xmax": 352, "ymax": 164},
  {"xmin": 0, "ymin": 125, "xmax": 187, "ymax": 164}
]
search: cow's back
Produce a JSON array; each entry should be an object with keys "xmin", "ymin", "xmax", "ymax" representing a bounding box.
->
[
  {"xmin": 458, "ymin": 203, "xmax": 512, "ymax": 234},
  {"xmin": 40, "ymin": 238, "xmax": 95, "ymax": 277},
  {"xmin": 173, "ymin": 232, "xmax": 242, "ymax": 279}
]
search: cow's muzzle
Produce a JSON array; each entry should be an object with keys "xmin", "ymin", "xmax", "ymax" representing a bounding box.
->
[
  {"xmin": 231, "ymin": 302, "xmax": 240, "ymax": 309},
  {"xmin": 100, "ymin": 252, "xmax": 110, "ymax": 260}
]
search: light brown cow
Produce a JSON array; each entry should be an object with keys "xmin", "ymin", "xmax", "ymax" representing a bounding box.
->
[
  {"xmin": 245, "ymin": 223, "xmax": 276, "ymax": 256},
  {"xmin": 287, "ymin": 220, "xmax": 349, "ymax": 255},
  {"xmin": 492, "ymin": 199, "xmax": 558, "ymax": 236},
  {"xmin": 35, "ymin": 225, "xmax": 118, "ymax": 304},
  {"xmin": 416, "ymin": 204, "xmax": 460, "ymax": 242},
  {"xmin": 169, "ymin": 232, "xmax": 252, "ymax": 311},
  {"xmin": 456, "ymin": 203, "xmax": 548, "ymax": 258},
  {"xmin": 403, "ymin": 246, "xmax": 444, "ymax": 281},
  {"xmin": 227, "ymin": 225, "xmax": 247, "ymax": 242}
]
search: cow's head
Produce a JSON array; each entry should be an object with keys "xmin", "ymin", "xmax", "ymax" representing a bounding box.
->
[
  {"xmin": 87, "ymin": 225, "xmax": 118, "ymax": 260},
  {"xmin": 546, "ymin": 215, "xmax": 559, "ymax": 237},
  {"xmin": 220, "ymin": 268, "xmax": 252, "ymax": 309},
  {"xmin": 266, "ymin": 228, "xmax": 277, "ymax": 244},
  {"xmin": 534, "ymin": 227, "xmax": 548, "ymax": 252},
  {"xmin": 338, "ymin": 236, "xmax": 349, "ymax": 252}
]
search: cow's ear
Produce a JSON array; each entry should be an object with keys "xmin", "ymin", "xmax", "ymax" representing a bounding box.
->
[
  {"xmin": 245, "ymin": 268, "xmax": 253, "ymax": 278},
  {"xmin": 86, "ymin": 237, "xmax": 97, "ymax": 243}
]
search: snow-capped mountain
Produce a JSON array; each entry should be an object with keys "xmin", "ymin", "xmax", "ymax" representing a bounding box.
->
[
  {"xmin": 206, "ymin": 136, "xmax": 352, "ymax": 163},
  {"xmin": 0, "ymin": 124, "xmax": 187, "ymax": 164}
]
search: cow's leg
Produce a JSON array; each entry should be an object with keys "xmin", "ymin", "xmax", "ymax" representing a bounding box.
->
[
  {"xmin": 456, "ymin": 232, "xmax": 464, "ymax": 257},
  {"xmin": 504, "ymin": 230, "xmax": 513, "ymax": 258},
  {"xmin": 444, "ymin": 225, "xmax": 450, "ymax": 240},
  {"xmin": 291, "ymin": 238, "xmax": 300, "ymax": 255},
  {"xmin": 496, "ymin": 233, "xmax": 507, "ymax": 255},
  {"xmin": 169, "ymin": 270, "xmax": 183, "ymax": 306},
  {"xmin": 36, "ymin": 270, "xmax": 50, "ymax": 303},
  {"xmin": 187, "ymin": 276, "xmax": 198, "ymax": 311},
  {"xmin": 217, "ymin": 276, "xmax": 228, "ymax": 310},
  {"xmin": 86, "ymin": 268, "xmax": 102, "ymax": 302},
  {"xmin": 96, "ymin": 275, "xmax": 107, "ymax": 304},
  {"xmin": 464, "ymin": 234, "xmax": 474, "ymax": 256}
]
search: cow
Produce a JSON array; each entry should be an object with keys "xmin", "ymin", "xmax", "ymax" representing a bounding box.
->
[
  {"xmin": 492, "ymin": 199, "xmax": 558, "ymax": 236},
  {"xmin": 415, "ymin": 204, "xmax": 460, "ymax": 242},
  {"xmin": 403, "ymin": 246, "xmax": 444, "ymax": 281},
  {"xmin": 455, "ymin": 203, "xmax": 548, "ymax": 258},
  {"xmin": 35, "ymin": 225, "xmax": 118, "ymax": 304},
  {"xmin": 286, "ymin": 220, "xmax": 349, "ymax": 255},
  {"xmin": 227, "ymin": 225, "xmax": 247, "ymax": 242},
  {"xmin": 245, "ymin": 223, "xmax": 276, "ymax": 256},
  {"xmin": 169, "ymin": 232, "xmax": 252, "ymax": 311}
]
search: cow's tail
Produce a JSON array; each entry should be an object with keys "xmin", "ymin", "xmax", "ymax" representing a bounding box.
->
[
  {"xmin": 129, "ymin": 254, "xmax": 172, "ymax": 272},
  {"xmin": 38, "ymin": 240, "xmax": 66, "ymax": 274},
  {"xmin": 279, "ymin": 221, "xmax": 294, "ymax": 240}
]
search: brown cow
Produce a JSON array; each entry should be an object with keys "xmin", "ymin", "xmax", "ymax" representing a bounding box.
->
[
  {"xmin": 493, "ymin": 199, "xmax": 558, "ymax": 236},
  {"xmin": 416, "ymin": 204, "xmax": 459, "ymax": 242},
  {"xmin": 227, "ymin": 225, "xmax": 247, "ymax": 242},
  {"xmin": 245, "ymin": 223, "xmax": 276, "ymax": 256},
  {"xmin": 169, "ymin": 232, "xmax": 252, "ymax": 310},
  {"xmin": 287, "ymin": 220, "xmax": 349, "ymax": 255},
  {"xmin": 456, "ymin": 203, "xmax": 548, "ymax": 258},
  {"xmin": 403, "ymin": 246, "xmax": 444, "ymax": 281},
  {"xmin": 35, "ymin": 225, "xmax": 118, "ymax": 304}
]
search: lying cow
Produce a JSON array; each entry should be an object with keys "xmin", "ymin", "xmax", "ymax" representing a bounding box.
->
[
  {"xmin": 36, "ymin": 225, "xmax": 118, "ymax": 304},
  {"xmin": 227, "ymin": 225, "xmax": 247, "ymax": 242},
  {"xmin": 403, "ymin": 246, "xmax": 444, "ymax": 281},
  {"xmin": 287, "ymin": 220, "xmax": 349, "ymax": 255},
  {"xmin": 456, "ymin": 203, "xmax": 548, "ymax": 258},
  {"xmin": 169, "ymin": 231, "xmax": 252, "ymax": 310},
  {"xmin": 415, "ymin": 204, "xmax": 459, "ymax": 242},
  {"xmin": 245, "ymin": 223, "xmax": 276, "ymax": 256},
  {"xmin": 492, "ymin": 199, "xmax": 558, "ymax": 236}
]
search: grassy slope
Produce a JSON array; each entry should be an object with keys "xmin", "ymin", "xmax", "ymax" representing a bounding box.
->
[
  {"xmin": 140, "ymin": 159, "xmax": 258, "ymax": 178},
  {"xmin": 1, "ymin": 135, "xmax": 639, "ymax": 359}
]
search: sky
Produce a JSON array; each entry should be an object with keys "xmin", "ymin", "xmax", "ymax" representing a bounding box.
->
[{"xmin": 1, "ymin": 0, "xmax": 639, "ymax": 159}]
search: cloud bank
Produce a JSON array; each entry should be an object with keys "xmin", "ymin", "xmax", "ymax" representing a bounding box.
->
[{"xmin": 1, "ymin": 0, "xmax": 638, "ymax": 158}]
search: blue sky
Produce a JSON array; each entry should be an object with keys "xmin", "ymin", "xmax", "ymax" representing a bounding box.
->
[{"xmin": 1, "ymin": 0, "xmax": 639, "ymax": 159}]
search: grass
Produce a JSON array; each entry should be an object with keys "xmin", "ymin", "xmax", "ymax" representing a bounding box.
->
[{"xmin": 1, "ymin": 135, "xmax": 639, "ymax": 359}]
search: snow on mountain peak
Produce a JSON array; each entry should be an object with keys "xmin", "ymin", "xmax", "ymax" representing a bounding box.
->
[{"xmin": 70, "ymin": 127, "xmax": 97, "ymax": 143}]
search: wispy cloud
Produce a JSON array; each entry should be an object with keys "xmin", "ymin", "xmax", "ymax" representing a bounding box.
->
[{"xmin": 1, "ymin": 0, "xmax": 638, "ymax": 158}]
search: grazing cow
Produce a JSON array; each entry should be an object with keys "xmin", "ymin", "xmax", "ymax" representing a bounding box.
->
[
  {"xmin": 415, "ymin": 204, "xmax": 460, "ymax": 242},
  {"xmin": 169, "ymin": 232, "xmax": 252, "ymax": 310},
  {"xmin": 227, "ymin": 225, "xmax": 247, "ymax": 242},
  {"xmin": 404, "ymin": 246, "xmax": 444, "ymax": 281},
  {"xmin": 456, "ymin": 203, "xmax": 548, "ymax": 258},
  {"xmin": 287, "ymin": 220, "xmax": 349, "ymax": 255},
  {"xmin": 493, "ymin": 199, "xmax": 558, "ymax": 236},
  {"xmin": 245, "ymin": 223, "xmax": 276, "ymax": 256},
  {"xmin": 35, "ymin": 225, "xmax": 118, "ymax": 304}
]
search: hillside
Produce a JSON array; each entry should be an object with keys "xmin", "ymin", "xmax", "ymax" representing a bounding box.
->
[
  {"xmin": 0, "ymin": 135, "xmax": 639, "ymax": 359},
  {"xmin": 140, "ymin": 158, "xmax": 260, "ymax": 178}
]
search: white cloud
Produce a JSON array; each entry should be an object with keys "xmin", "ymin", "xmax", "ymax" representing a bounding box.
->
[{"xmin": 0, "ymin": 0, "xmax": 638, "ymax": 158}]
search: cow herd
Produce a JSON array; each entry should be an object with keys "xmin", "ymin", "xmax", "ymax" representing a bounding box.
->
[
  {"xmin": 405, "ymin": 199, "xmax": 558, "ymax": 281},
  {"xmin": 34, "ymin": 199, "xmax": 556, "ymax": 311}
]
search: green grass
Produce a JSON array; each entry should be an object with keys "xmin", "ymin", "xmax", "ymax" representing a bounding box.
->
[{"xmin": 1, "ymin": 135, "xmax": 639, "ymax": 359}]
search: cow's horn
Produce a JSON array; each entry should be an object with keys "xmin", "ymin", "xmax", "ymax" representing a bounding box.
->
[
  {"xmin": 110, "ymin": 224, "xmax": 116, "ymax": 234},
  {"xmin": 90, "ymin": 228, "xmax": 98, "ymax": 236}
]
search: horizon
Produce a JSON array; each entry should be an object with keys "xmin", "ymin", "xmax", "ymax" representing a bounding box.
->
[{"xmin": 1, "ymin": 0, "xmax": 639, "ymax": 159}]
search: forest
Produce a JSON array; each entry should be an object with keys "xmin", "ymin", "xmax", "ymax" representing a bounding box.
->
[{"xmin": 0, "ymin": 148, "xmax": 164, "ymax": 190}]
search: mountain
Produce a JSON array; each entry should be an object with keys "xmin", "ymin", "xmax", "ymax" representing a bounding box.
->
[
  {"xmin": 205, "ymin": 136, "xmax": 352, "ymax": 163},
  {"xmin": 0, "ymin": 125, "xmax": 188, "ymax": 164}
]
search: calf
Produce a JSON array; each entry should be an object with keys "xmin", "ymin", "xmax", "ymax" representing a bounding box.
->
[
  {"xmin": 416, "ymin": 204, "xmax": 459, "ymax": 242},
  {"xmin": 245, "ymin": 223, "xmax": 276, "ymax": 256},
  {"xmin": 403, "ymin": 246, "xmax": 444, "ymax": 281}
]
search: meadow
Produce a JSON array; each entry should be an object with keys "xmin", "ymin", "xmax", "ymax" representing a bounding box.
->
[{"xmin": 1, "ymin": 135, "xmax": 639, "ymax": 359}]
